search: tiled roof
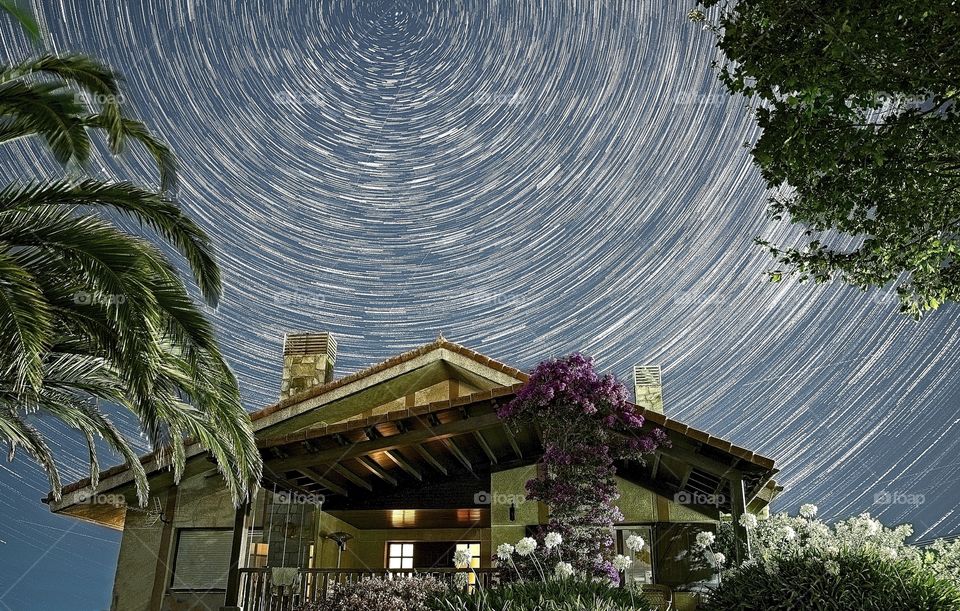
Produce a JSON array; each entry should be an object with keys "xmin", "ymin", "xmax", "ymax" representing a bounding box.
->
[
  {"xmin": 52, "ymin": 338, "xmax": 527, "ymax": 500},
  {"xmin": 251, "ymin": 337, "xmax": 528, "ymax": 422},
  {"xmin": 50, "ymin": 338, "xmax": 777, "ymax": 504}
]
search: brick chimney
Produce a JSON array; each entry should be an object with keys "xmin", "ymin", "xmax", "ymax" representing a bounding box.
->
[
  {"xmin": 281, "ymin": 332, "xmax": 337, "ymax": 401},
  {"xmin": 633, "ymin": 365, "xmax": 663, "ymax": 414}
]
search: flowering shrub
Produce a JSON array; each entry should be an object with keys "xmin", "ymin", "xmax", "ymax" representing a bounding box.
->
[
  {"xmin": 695, "ymin": 506, "xmax": 960, "ymax": 610},
  {"xmin": 714, "ymin": 506, "xmax": 960, "ymax": 583},
  {"xmin": 431, "ymin": 577, "xmax": 652, "ymax": 611},
  {"xmin": 446, "ymin": 533, "xmax": 650, "ymax": 610},
  {"xmin": 498, "ymin": 354, "xmax": 666, "ymax": 582},
  {"xmin": 702, "ymin": 550, "xmax": 960, "ymax": 611},
  {"xmin": 300, "ymin": 575, "xmax": 447, "ymax": 611}
]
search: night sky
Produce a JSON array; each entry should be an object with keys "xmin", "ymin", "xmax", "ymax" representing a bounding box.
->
[{"xmin": 1, "ymin": 2, "xmax": 958, "ymax": 610}]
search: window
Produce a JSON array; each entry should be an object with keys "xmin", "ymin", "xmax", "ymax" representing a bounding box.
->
[
  {"xmin": 455, "ymin": 542, "xmax": 482, "ymax": 590},
  {"xmin": 617, "ymin": 526, "xmax": 654, "ymax": 586},
  {"xmin": 245, "ymin": 529, "xmax": 269, "ymax": 568},
  {"xmin": 171, "ymin": 529, "xmax": 233, "ymax": 590},
  {"xmin": 388, "ymin": 543, "xmax": 414, "ymax": 569}
]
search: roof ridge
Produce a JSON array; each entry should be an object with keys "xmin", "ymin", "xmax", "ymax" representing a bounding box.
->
[{"xmin": 250, "ymin": 336, "xmax": 527, "ymax": 421}]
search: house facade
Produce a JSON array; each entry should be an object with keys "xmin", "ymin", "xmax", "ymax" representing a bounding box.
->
[{"xmin": 46, "ymin": 333, "xmax": 780, "ymax": 611}]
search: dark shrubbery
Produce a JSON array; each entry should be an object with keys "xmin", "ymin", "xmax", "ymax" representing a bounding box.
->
[
  {"xmin": 431, "ymin": 578, "xmax": 653, "ymax": 611},
  {"xmin": 703, "ymin": 550, "xmax": 960, "ymax": 611}
]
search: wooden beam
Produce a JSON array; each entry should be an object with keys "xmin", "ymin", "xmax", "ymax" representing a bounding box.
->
[
  {"xmin": 729, "ymin": 476, "xmax": 752, "ymax": 563},
  {"xmin": 266, "ymin": 412, "xmax": 502, "ymax": 472},
  {"xmin": 503, "ymin": 425, "xmax": 522, "ymax": 459},
  {"xmin": 473, "ymin": 431, "xmax": 498, "ymax": 465},
  {"xmin": 442, "ymin": 437, "xmax": 473, "ymax": 472},
  {"xmin": 302, "ymin": 469, "xmax": 349, "ymax": 497},
  {"xmin": 356, "ymin": 456, "xmax": 397, "ymax": 486},
  {"xmin": 382, "ymin": 450, "xmax": 423, "ymax": 481},
  {"xmin": 330, "ymin": 464, "xmax": 373, "ymax": 492},
  {"xmin": 413, "ymin": 444, "xmax": 448, "ymax": 476},
  {"xmin": 223, "ymin": 501, "xmax": 248, "ymax": 608}
]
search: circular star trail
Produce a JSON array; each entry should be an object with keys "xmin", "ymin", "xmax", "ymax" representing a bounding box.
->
[{"xmin": 0, "ymin": 2, "xmax": 958, "ymax": 607}]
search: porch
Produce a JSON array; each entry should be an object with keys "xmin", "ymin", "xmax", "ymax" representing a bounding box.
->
[
  {"xmin": 237, "ymin": 567, "xmax": 500, "ymax": 611},
  {"xmin": 213, "ymin": 387, "xmax": 776, "ymax": 610}
]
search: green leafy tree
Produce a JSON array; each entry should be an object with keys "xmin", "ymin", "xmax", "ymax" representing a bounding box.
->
[
  {"xmin": 693, "ymin": 1, "xmax": 960, "ymax": 317},
  {"xmin": 0, "ymin": 5, "xmax": 261, "ymax": 504}
]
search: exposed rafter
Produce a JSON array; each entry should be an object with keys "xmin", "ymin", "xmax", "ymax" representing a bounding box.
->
[
  {"xmin": 355, "ymin": 456, "xmax": 398, "ymax": 486},
  {"xmin": 266, "ymin": 412, "xmax": 502, "ymax": 472},
  {"xmin": 382, "ymin": 450, "xmax": 423, "ymax": 481},
  {"xmin": 413, "ymin": 444, "xmax": 448, "ymax": 476}
]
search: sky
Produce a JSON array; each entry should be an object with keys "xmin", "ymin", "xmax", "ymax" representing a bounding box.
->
[{"xmin": 1, "ymin": 1, "xmax": 959, "ymax": 609}]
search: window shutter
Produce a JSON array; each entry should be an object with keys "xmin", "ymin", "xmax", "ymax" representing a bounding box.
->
[{"xmin": 172, "ymin": 529, "xmax": 233, "ymax": 590}]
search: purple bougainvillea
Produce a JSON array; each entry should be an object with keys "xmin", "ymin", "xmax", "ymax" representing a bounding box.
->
[{"xmin": 498, "ymin": 353, "xmax": 667, "ymax": 583}]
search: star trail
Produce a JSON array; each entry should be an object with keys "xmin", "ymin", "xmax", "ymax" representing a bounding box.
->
[{"xmin": 0, "ymin": 2, "xmax": 958, "ymax": 609}]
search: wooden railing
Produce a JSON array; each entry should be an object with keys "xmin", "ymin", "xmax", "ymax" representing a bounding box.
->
[{"xmin": 238, "ymin": 567, "xmax": 501, "ymax": 611}]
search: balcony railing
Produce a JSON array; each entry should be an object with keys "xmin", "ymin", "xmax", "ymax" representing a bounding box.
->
[{"xmin": 238, "ymin": 567, "xmax": 501, "ymax": 611}]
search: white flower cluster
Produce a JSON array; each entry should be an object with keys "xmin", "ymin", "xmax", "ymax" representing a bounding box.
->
[
  {"xmin": 625, "ymin": 533, "xmax": 645, "ymax": 553},
  {"xmin": 453, "ymin": 548, "xmax": 473, "ymax": 567},
  {"xmin": 554, "ymin": 561, "xmax": 574, "ymax": 579},
  {"xmin": 515, "ymin": 537, "xmax": 538, "ymax": 557},
  {"xmin": 612, "ymin": 554, "xmax": 633, "ymax": 571}
]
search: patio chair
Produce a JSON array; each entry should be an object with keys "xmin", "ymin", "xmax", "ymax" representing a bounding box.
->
[{"xmin": 641, "ymin": 583, "xmax": 674, "ymax": 611}]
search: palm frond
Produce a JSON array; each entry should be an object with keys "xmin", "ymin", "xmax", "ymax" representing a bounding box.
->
[
  {"xmin": 0, "ymin": 80, "xmax": 90, "ymax": 164},
  {"xmin": 1, "ymin": 55, "xmax": 124, "ymax": 152},
  {"xmin": 0, "ymin": 0, "xmax": 41, "ymax": 44},
  {"xmin": 0, "ymin": 249, "xmax": 51, "ymax": 392},
  {"xmin": 84, "ymin": 114, "xmax": 177, "ymax": 193},
  {"xmin": 0, "ymin": 404, "xmax": 60, "ymax": 499},
  {"xmin": 0, "ymin": 180, "xmax": 222, "ymax": 304}
]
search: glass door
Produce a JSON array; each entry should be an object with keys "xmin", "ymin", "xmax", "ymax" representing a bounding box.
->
[{"xmin": 616, "ymin": 526, "xmax": 654, "ymax": 585}]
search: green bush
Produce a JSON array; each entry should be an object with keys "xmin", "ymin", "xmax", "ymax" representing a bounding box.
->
[
  {"xmin": 703, "ymin": 550, "xmax": 960, "ymax": 611},
  {"xmin": 430, "ymin": 578, "xmax": 653, "ymax": 611}
]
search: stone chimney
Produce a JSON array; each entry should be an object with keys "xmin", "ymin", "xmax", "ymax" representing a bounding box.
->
[
  {"xmin": 633, "ymin": 365, "xmax": 663, "ymax": 414},
  {"xmin": 281, "ymin": 332, "xmax": 337, "ymax": 401}
]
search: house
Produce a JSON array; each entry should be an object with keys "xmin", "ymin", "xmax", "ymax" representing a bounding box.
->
[{"xmin": 45, "ymin": 333, "xmax": 780, "ymax": 611}]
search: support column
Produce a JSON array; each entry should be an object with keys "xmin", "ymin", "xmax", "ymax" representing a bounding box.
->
[
  {"xmin": 729, "ymin": 476, "xmax": 752, "ymax": 563},
  {"xmin": 221, "ymin": 501, "xmax": 250, "ymax": 611}
]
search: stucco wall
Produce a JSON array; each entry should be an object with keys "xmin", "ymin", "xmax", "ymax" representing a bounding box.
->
[
  {"xmin": 111, "ymin": 492, "xmax": 167, "ymax": 611},
  {"xmin": 110, "ymin": 468, "xmax": 237, "ymax": 611}
]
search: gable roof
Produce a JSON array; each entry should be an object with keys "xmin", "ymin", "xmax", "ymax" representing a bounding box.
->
[
  {"xmin": 256, "ymin": 388, "xmax": 779, "ymax": 519},
  {"xmin": 45, "ymin": 337, "xmax": 780, "ymax": 526},
  {"xmin": 45, "ymin": 337, "xmax": 527, "ymax": 515}
]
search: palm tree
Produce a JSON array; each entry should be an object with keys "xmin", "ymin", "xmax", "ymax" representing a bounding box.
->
[{"xmin": 0, "ymin": 6, "xmax": 261, "ymax": 505}]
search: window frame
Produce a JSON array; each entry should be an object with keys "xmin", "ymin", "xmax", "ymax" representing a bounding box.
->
[
  {"xmin": 386, "ymin": 541, "xmax": 415, "ymax": 570},
  {"xmin": 169, "ymin": 527, "xmax": 234, "ymax": 592}
]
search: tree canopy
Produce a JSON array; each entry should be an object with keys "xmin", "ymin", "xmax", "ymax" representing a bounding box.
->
[
  {"xmin": 694, "ymin": 1, "xmax": 960, "ymax": 317},
  {"xmin": 0, "ymin": 5, "xmax": 261, "ymax": 505}
]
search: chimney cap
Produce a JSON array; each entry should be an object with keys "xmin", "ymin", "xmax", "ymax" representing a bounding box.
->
[
  {"xmin": 633, "ymin": 365, "xmax": 662, "ymax": 386},
  {"xmin": 283, "ymin": 331, "xmax": 337, "ymax": 360}
]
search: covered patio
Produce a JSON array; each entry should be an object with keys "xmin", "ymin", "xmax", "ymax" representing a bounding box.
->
[{"xmin": 220, "ymin": 387, "xmax": 778, "ymax": 610}]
